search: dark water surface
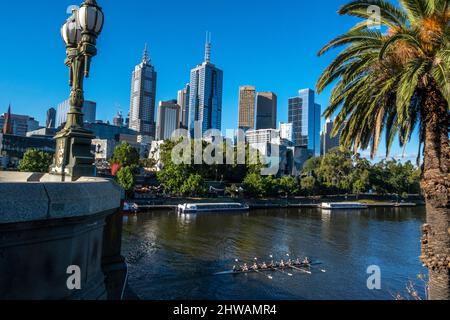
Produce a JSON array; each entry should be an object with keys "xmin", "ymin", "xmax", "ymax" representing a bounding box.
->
[{"xmin": 122, "ymin": 207, "xmax": 427, "ymax": 300}]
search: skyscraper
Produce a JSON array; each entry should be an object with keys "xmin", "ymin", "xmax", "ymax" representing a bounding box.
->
[
  {"xmin": 188, "ymin": 33, "xmax": 224, "ymax": 137},
  {"xmin": 56, "ymin": 99, "xmax": 96, "ymax": 128},
  {"xmin": 238, "ymin": 86, "xmax": 256, "ymax": 131},
  {"xmin": 156, "ymin": 100, "xmax": 180, "ymax": 141},
  {"xmin": 129, "ymin": 45, "xmax": 157, "ymax": 138},
  {"xmin": 46, "ymin": 108, "xmax": 56, "ymax": 129},
  {"xmin": 177, "ymin": 83, "xmax": 190, "ymax": 128},
  {"xmin": 321, "ymin": 119, "xmax": 343, "ymax": 155},
  {"xmin": 256, "ymin": 92, "xmax": 277, "ymax": 130},
  {"xmin": 288, "ymin": 89, "xmax": 321, "ymax": 156}
]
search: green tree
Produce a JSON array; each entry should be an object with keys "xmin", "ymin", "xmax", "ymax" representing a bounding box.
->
[
  {"xmin": 117, "ymin": 166, "xmax": 136, "ymax": 196},
  {"xmin": 278, "ymin": 176, "xmax": 299, "ymax": 197},
  {"xmin": 243, "ymin": 173, "xmax": 265, "ymax": 198},
  {"xmin": 317, "ymin": 0, "xmax": 450, "ymax": 299},
  {"xmin": 111, "ymin": 142, "xmax": 140, "ymax": 168},
  {"xmin": 300, "ymin": 176, "xmax": 317, "ymax": 196},
  {"xmin": 19, "ymin": 149, "xmax": 53, "ymax": 173},
  {"xmin": 316, "ymin": 147, "xmax": 354, "ymax": 193},
  {"xmin": 180, "ymin": 174, "xmax": 207, "ymax": 197},
  {"xmin": 157, "ymin": 163, "xmax": 189, "ymax": 196},
  {"xmin": 263, "ymin": 175, "xmax": 280, "ymax": 197}
]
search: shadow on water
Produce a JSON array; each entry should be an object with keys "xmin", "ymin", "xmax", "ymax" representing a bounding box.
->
[{"xmin": 122, "ymin": 207, "xmax": 426, "ymax": 300}]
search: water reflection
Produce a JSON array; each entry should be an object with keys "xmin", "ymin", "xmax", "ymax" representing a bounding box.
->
[{"xmin": 122, "ymin": 207, "xmax": 426, "ymax": 300}]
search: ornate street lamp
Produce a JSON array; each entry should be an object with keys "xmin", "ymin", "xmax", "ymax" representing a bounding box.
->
[{"xmin": 52, "ymin": 0, "xmax": 104, "ymax": 180}]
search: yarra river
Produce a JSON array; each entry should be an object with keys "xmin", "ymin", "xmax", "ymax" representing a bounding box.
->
[{"xmin": 122, "ymin": 207, "xmax": 426, "ymax": 300}]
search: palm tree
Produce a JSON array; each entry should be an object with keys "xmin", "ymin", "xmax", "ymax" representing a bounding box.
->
[{"xmin": 317, "ymin": 0, "xmax": 449, "ymax": 299}]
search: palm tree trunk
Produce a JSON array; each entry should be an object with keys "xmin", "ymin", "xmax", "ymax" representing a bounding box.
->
[{"xmin": 420, "ymin": 83, "xmax": 450, "ymax": 300}]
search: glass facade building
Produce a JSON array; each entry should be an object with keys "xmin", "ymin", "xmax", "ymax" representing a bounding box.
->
[
  {"xmin": 256, "ymin": 92, "xmax": 277, "ymax": 130},
  {"xmin": 56, "ymin": 99, "xmax": 96, "ymax": 128},
  {"xmin": 128, "ymin": 45, "xmax": 157, "ymax": 138},
  {"xmin": 288, "ymin": 89, "xmax": 321, "ymax": 156},
  {"xmin": 188, "ymin": 38, "xmax": 223, "ymax": 137}
]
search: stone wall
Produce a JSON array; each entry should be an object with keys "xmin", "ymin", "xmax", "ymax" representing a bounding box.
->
[{"xmin": 0, "ymin": 172, "xmax": 126, "ymax": 300}]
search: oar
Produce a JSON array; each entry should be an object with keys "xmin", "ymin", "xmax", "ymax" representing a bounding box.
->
[
  {"xmin": 252, "ymin": 258, "xmax": 273, "ymax": 280},
  {"xmin": 290, "ymin": 264, "xmax": 312, "ymax": 275},
  {"xmin": 274, "ymin": 267, "xmax": 293, "ymax": 277}
]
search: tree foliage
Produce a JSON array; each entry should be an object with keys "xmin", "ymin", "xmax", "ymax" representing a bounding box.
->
[
  {"xmin": 117, "ymin": 166, "xmax": 136, "ymax": 193},
  {"xmin": 111, "ymin": 142, "xmax": 140, "ymax": 168},
  {"xmin": 19, "ymin": 149, "xmax": 53, "ymax": 173}
]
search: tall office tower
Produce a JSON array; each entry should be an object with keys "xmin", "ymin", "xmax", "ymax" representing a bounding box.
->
[
  {"xmin": 56, "ymin": 99, "xmax": 96, "ymax": 128},
  {"xmin": 46, "ymin": 107, "xmax": 56, "ymax": 128},
  {"xmin": 321, "ymin": 119, "xmax": 342, "ymax": 155},
  {"xmin": 177, "ymin": 83, "xmax": 190, "ymax": 128},
  {"xmin": 113, "ymin": 111, "xmax": 124, "ymax": 127},
  {"xmin": 288, "ymin": 89, "xmax": 321, "ymax": 156},
  {"xmin": 128, "ymin": 45, "xmax": 158, "ymax": 138},
  {"xmin": 187, "ymin": 33, "xmax": 224, "ymax": 137},
  {"xmin": 156, "ymin": 100, "xmax": 180, "ymax": 141},
  {"xmin": 238, "ymin": 86, "xmax": 256, "ymax": 131},
  {"xmin": 256, "ymin": 92, "xmax": 277, "ymax": 130},
  {"xmin": 279, "ymin": 122, "xmax": 293, "ymax": 143}
]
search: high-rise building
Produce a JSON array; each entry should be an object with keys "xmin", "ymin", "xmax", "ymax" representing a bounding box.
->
[
  {"xmin": 113, "ymin": 111, "xmax": 124, "ymax": 127},
  {"xmin": 321, "ymin": 119, "xmax": 342, "ymax": 155},
  {"xmin": 280, "ymin": 122, "xmax": 293, "ymax": 143},
  {"xmin": 56, "ymin": 99, "xmax": 96, "ymax": 128},
  {"xmin": 256, "ymin": 92, "xmax": 277, "ymax": 130},
  {"xmin": 156, "ymin": 100, "xmax": 180, "ymax": 141},
  {"xmin": 238, "ymin": 86, "xmax": 256, "ymax": 131},
  {"xmin": 0, "ymin": 106, "xmax": 40, "ymax": 137},
  {"xmin": 288, "ymin": 89, "xmax": 321, "ymax": 156},
  {"xmin": 128, "ymin": 45, "xmax": 157, "ymax": 138},
  {"xmin": 188, "ymin": 33, "xmax": 223, "ymax": 137},
  {"xmin": 177, "ymin": 83, "xmax": 190, "ymax": 128},
  {"xmin": 46, "ymin": 107, "xmax": 56, "ymax": 128}
]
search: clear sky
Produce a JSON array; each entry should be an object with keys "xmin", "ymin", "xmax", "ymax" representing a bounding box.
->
[{"xmin": 0, "ymin": 0, "xmax": 418, "ymax": 162}]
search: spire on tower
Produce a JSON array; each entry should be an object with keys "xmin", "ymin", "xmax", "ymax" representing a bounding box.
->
[
  {"xmin": 2, "ymin": 104, "xmax": 13, "ymax": 135},
  {"xmin": 204, "ymin": 31, "xmax": 212, "ymax": 63},
  {"xmin": 142, "ymin": 43, "xmax": 150, "ymax": 64}
]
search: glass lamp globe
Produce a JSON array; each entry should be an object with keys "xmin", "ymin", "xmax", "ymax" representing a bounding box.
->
[
  {"xmin": 77, "ymin": 0, "xmax": 104, "ymax": 36},
  {"xmin": 61, "ymin": 15, "xmax": 82, "ymax": 47}
]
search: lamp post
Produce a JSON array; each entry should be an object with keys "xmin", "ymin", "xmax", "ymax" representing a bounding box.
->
[{"xmin": 51, "ymin": 0, "xmax": 104, "ymax": 180}]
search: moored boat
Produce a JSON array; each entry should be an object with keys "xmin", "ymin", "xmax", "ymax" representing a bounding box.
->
[
  {"xmin": 320, "ymin": 202, "xmax": 368, "ymax": 210},
  {"xmin": 122, "ymin": 202, "xmax": 139, "ymax": 214},
  {"xmin": 178, "ymin": 203, "xmax": 250, "ymax": 214}
]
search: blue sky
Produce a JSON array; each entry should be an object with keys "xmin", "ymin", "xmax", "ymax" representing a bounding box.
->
[{"xmin": 0, "ymin": 0, "xmax": 418, "ymax": 162}]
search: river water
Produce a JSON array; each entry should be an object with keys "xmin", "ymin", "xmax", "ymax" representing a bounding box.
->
[{"xmin": 122, "ymin": 207, "xmax": 427, "ymax": 300}]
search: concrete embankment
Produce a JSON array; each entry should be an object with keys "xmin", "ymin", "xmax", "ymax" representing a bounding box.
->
[{"xmin": 127, "ymin": 195, "xmax": 424, "ymax": 212}]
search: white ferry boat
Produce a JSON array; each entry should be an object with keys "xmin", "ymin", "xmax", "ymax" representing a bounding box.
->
[
  {"xmin": 320, "ymin": 202, "xmax": 369, "ymax": 210},
  {"xmin": 177, "ymin": 203, "xmax": 250, "ymax": 214}
]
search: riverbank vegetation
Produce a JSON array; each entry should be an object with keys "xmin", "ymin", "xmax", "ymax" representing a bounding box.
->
[{"xmin": 152, "ymin": 138, "xmax": 420, "ymax": 199}]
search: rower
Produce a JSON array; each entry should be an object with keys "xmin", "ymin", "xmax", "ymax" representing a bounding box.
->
[
  {"xmin": 268, "ymin": 260, "xmax": 274, "ymax": 268},
  {"xmin": 287, "ymin": 259, "xmax": 292, "ymax": 267},
  {"xmin": 252, "ymin": 262, "xmax": 258, "ymax": 271},
  {"xmin": 303, "ymin": 257, "xmax": 311, "ymax": 266},
  {"xmin": 295, "ymin": 258, "xmax": 301, "ymax": 265},
  {"xmin": 242, "ymin": 263, "xmax": 249, "ymax": 272},
  {"xmin": 279, "ymin": 260, "xmax": 285, "ymax": 268},
  {"xmin": 233, "ymin": 265, "xmax": 238, "ymax": 272},
  {"xmin": 261, "ymin": 262, "xmax": 268, "ymax": 269}
]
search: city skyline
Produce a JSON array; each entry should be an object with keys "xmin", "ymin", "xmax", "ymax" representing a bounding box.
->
[{"xmin": 0, "ymin": 0, "xmax": 419, "ymax": 162}]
